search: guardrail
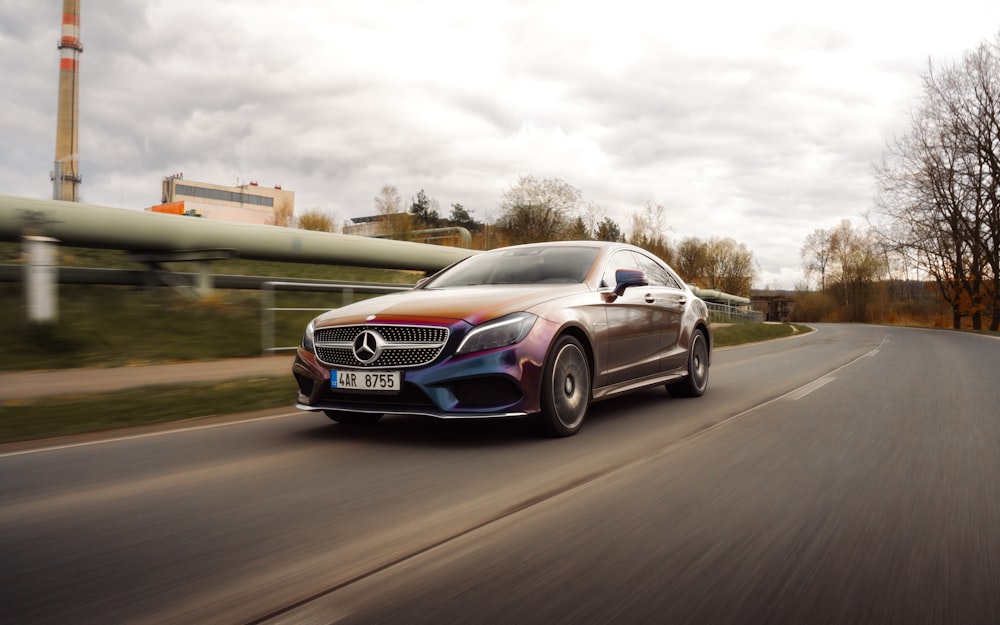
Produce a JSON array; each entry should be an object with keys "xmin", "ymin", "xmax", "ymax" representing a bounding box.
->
[
  {"xmin": 2, "ymin": 265, "xmax": 765, "ymax": 344},
  {"xmin": 260, "ymin": 280, "xmax": 412, "ymax": 354},
  {"xmin": 707, "ymin": 302, "xmax": 763, "ymax": 323}
]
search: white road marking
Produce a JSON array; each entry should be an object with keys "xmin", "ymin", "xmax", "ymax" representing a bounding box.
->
[
  {"xmin": 0, "ymin": 411, "xmax": 302, "ymax": 459},
  {"xmin": 785, "ymin": 376, "xmax": 835, "ymax": 401}
]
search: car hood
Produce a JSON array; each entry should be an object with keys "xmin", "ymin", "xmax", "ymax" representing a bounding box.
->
[{"xmin": 313, "ymin": 284, "xmax": 590, "ymax": 327}]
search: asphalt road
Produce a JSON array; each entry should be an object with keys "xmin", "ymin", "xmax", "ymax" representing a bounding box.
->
[{"xmin": 2, "ymin": 324, "xmax": 999, "ymax": 624}]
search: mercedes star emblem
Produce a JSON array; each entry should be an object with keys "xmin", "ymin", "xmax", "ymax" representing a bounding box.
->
[{"xmin": 352, "ymin": 330, "xmax": 381, "ymax": 364}]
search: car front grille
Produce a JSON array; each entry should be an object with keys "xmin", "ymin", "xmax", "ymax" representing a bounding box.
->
[{"xmin": 313, "ymin": 324, "xmax": 449, "ymax": 369}]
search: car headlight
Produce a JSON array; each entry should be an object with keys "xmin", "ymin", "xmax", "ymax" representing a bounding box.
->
[
  {"xmin": 456, "ymin": 312, "xmax": 537, "ymax": 355},
  {"xmin": 301, "ymin": 319, "xmax": 316, "ymax": 353}
]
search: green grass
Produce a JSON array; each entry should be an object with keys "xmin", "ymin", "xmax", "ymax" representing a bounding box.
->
[
  {"xmin": 712, "ymin": 322, "xmax": 813, "ymax": 347},
  {"xmin": 0, "ymin": 377, "xmax": 296, "ymax": 444},
  {"xmin": 1, "ymin": 286, "xmax": 264, "ymax": 369}
]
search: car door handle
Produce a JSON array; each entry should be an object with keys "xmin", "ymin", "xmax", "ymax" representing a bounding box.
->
[
  {"xmin": 644, "ymin": 294, "xmax": 655, "ymax": 303},
  {"xmin": 677, "ymin": 296, "xmax": 687, "ymax": 305}
]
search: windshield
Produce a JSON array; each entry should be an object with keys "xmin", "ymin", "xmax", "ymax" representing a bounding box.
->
[{"xmin": 425, "ymin": 246, "xmax": 600, "ymax": 288}]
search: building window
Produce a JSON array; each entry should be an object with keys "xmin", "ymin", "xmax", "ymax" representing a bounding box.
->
[{"xmin": 175, "ymin": 184, "xmax": 274, "ymax": 208}]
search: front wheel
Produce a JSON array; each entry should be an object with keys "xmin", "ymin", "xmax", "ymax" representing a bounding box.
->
[
  {"xmin": 666, "ymin": 330, "xmax": 709, "ymax": 398},
  {"xmin": 539, "ymin": 335, "xmax": 591, "ymax": 437},
  {"xmin": 323, "ymin": 410, "xmax": 383, "ymax": 426}
]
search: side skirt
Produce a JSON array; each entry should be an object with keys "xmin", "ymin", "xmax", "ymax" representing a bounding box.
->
[{"xmin": 591, "ymin": 371, "xmax": 686, "ymax": 401}]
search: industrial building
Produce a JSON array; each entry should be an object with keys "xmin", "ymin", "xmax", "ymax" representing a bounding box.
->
[
  {"xmin": 148, "ymin": 174, "xmax": 295, "ymax": 225},
  {"xmin": 343, "ymin": 214, "xmax": 388, "ymax": 236}
]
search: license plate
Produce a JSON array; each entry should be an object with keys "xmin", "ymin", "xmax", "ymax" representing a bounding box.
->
[{"xmin": 331, "ymin": 370, "xmax": 401, "ymax": 392}]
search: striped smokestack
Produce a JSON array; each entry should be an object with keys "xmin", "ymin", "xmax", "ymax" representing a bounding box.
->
[{"xmin": 53, "ymin": 0, "xmax": 82, "ymax": 201}]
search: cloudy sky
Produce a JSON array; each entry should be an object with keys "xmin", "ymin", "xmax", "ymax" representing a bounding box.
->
[{"xmin": 3, "ymin": 1, "xmax": 1000, "ymax": 288}]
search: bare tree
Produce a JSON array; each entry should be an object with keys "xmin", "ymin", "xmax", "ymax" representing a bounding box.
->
[
  {"xmin": 708, "ymin": 237, "xmax": 756, "ymax": 297},
  {"xmin": 627, "ymin": 201, "xmax": 672, "ymax": 262},
  {"xmin": 373, "ymin": 183, "xmax": 411, "ymax": 239},
  {"xmin": 674, "ymin": 236, "xmax": 755, "ymax": 296},
  {"xmin": 939, "ymin": 42, "xmax": 1000, "ymax": 329},
  {"xmin": 828, "ymin": 220, "xmax": 888, "ymax": 322},
  {"xmin": 874, "ymin": 106, "xmax": 973, "ymax": 327},
  {"xmin": 800, "ymin": 228, "xmax": 834, "ymax": 291},
  {"xmin": 374, "ymin": 183, "xmax": 402, "ymax": 215},
  {"xmin": 497, "ymin": 175, "xmax": 582, "ymax": 244},
  {"xmin": 582, "ymin": 200, "xmax": 606, "ymax": 236},
  {"xmin": 872, "ymin": 39, "xmax": 1000, "ymax": 329},
  {"xmin": 676, "ymin": 237, "xmax": 709, "ymax": 286},
  {"xmin": 268, "ymin": 198, "xmax": 294, "ymax": 227}
]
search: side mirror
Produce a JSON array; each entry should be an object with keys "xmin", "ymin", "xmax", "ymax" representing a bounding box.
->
[{"xmin": 614, "ymin": 269, "xmax": 648, "ymax": 297}]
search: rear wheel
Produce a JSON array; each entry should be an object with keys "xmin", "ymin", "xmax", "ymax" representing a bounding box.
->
[
  {"xmin": 539, "ymin": 335, "xmax": 591, "ymax": 437},
  {"xmin": 323, "ymin": 410, "xmax": 383, "ymax": 426},
  {"xmin": 666, "ymin": 330, "xmax": 709, "ymax": 398}
]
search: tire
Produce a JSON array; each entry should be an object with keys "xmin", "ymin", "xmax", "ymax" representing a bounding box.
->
[
  {"xmin": 666, "ymin": 330, "xmax": 709, "ymax": 398},
  {"xmin": 323, "ymin": 410, "xmax": 383, "ymax": 426},
  {"xmin": 539, "ymin": 335, "xmax": 591, "ymax": 437}
]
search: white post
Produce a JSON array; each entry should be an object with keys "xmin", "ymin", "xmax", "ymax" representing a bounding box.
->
[
  {"xmin": 196, "ymin": 260, "xmax": 212, "ymax": 298},
  {"xmin": 24, "ymin": 235, "xmax": 59, "ymax": 324}
]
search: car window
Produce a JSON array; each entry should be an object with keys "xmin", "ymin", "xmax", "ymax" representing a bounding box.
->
[
  {"xmin": 601, "ymin": 250, "xmax": 641, "ymax": 288},
  {"xmin": 634, "ymin": 253, "xmax": 682, "ymax": 289}
]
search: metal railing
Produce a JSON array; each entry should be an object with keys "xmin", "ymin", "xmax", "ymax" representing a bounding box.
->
[
  {"xmin": 260, "ymin": 281, "xmax": 412, "ymax": 354},
  {"xmin": 707, "ymin": 302, "xmax": 764, "ymax": 323}
]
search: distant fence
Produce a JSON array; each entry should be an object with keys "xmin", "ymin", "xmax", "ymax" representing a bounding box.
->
[{"xmin": 707, "ymin": 302, "xmax": 763, "ymax": 323}]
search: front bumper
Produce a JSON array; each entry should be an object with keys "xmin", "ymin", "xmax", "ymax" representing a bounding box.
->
[{"xmin": 292, "ymin": 329, "xmax": 551, "ymax": 419}]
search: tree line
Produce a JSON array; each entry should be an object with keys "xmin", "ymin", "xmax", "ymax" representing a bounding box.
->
[
  {"xmin": 377, "ymin": 174, "xmax": 756, "ymax": 296},
  {"xmin": 274, "ymin": 174, "xmax": 757, "ymax": 296},
  {"xmin": 796, "ymin": 34, "xmax": 1000, "ymax": 331},
  {"xmin": 799, "ymin": 219, "xmax": 889, "ymax": 323},
  {"xmin": 869, "ymin": 34, "xmax": 1000, "ymax": 331}
]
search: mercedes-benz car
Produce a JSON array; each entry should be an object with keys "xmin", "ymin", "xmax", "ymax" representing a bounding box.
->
[{"xmin": 292, "ymin": 241, "xmax": 711, "ymax": 437}]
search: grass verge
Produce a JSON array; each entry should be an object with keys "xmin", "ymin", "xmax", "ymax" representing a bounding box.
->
[
  {"xmin": 0, "ymin": 285, "xmax": 393, "ymax": 371},
  {"xmin": 0, "ymin": 377, "xmax": 296, "ymax": 444},
  {"xmin": 712, "ymin": 322, "xmax": 813, "ymax": 347}
]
